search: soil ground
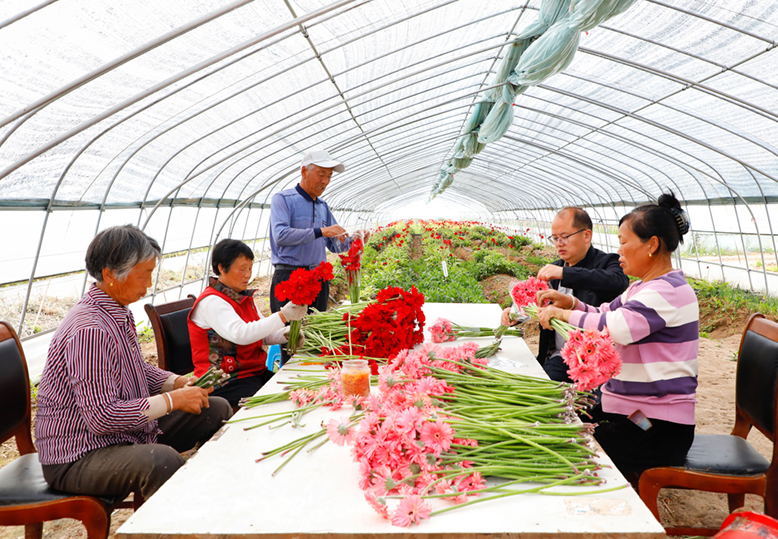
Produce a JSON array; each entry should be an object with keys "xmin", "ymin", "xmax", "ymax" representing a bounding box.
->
[{"xmin": 0, "ymin": 274, "xmax": 772, "ymax": 538}]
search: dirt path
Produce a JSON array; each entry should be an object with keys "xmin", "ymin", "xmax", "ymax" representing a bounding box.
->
[{"xmin": 409, "ymin": 234, "xmax": 423, "ymax": 260}]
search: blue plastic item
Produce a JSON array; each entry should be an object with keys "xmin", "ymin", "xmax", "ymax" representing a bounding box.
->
[{"xmin": 266, "ymin": 345, "xmax": 281, "ymax": 372}]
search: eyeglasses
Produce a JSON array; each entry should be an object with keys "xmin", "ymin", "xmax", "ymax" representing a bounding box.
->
[{"xmin": 549, "ymin": 229, "xmax": 586, "ymax": 245}]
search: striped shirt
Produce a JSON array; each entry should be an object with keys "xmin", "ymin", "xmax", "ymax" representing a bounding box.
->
[
  {"xmin": 568, "ymin": 270, "xmax": 699, "ymax": 425},
  {"xmin": 269, "ymin": 184, "xmax": 350, "ymax": 267},
  {"xmin": 35, "ymin": 284, "xmax": 172, "ymax": 465}
]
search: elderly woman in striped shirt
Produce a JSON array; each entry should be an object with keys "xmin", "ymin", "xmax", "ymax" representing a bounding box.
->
[
  {"xmin": 35, "ymin": 225, "xmax": 231, "ymax": 503},
  {"xmin": 536, "ymin": 192, "xmax": 698, "ymax": 484}
]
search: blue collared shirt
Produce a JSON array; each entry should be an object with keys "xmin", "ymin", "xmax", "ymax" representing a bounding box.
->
[{"xmin": 269, "ymin": 184, "xmax": 350, "ymax": 266}]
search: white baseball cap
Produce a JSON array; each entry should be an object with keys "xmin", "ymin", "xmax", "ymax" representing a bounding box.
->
[{"xmin": 301, "ymin": 149, "xmax": 345, "ymax": 173}]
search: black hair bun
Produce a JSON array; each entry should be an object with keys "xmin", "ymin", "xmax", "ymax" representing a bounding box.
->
[{"xmin": 658, "ymin": 191, "xmax": 690, "ymax": 236}]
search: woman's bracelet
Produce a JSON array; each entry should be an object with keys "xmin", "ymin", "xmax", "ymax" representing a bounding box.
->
[
  {"xmin": 163, "ymin": 392, "xmax": 174, "ymax": 414},
  {"xmin": 570, "ymin": 295, "xmax": 578, "ymax": 310},
  {"xmin": 279, "ymin": 310, "xmax": 287, "ymax": 324}
]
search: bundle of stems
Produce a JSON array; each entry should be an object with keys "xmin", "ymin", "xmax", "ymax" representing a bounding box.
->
[
  {"xmin": 297, "ymin": 302, "xmax": 368, "ymax": 355},
  {"xmin": 427, "ymin": 357, "xmax": 601, "ymax": 486},
  {"xmin": 453, "ymin": 323, "xmax": 523, "ymax": 339},
  {"xmin": 522, "ymin": 303, "xmax": 574, "ymax": 339},
  {"xmin": 191, "ymin": 366, "xmax": 232, "ymax": 389}
]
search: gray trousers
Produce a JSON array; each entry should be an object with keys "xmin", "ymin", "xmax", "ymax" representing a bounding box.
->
[{"xmin": 42, "ymin": 396, "xmax": 231, "ymax": 502}]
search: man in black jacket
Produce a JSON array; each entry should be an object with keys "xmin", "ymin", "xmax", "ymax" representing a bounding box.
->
[{"xmin": 502, "ymin": 207, "xmax": 629, "ymax": 382}]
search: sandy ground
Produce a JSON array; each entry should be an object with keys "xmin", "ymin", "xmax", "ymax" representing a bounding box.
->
[{"xmin": 1, "ymin": 329, "xmax": 764, "ymax": 538}]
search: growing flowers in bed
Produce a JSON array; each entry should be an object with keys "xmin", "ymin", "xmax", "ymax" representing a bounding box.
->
[{"xmin": 274, "ymin": 261, "xmax": 334, "ymax": 354}]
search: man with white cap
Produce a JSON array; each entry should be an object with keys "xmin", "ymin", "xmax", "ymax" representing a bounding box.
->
[{"xmin": 269, "ymin": 149, "xmax": 351, "ymax": 361}]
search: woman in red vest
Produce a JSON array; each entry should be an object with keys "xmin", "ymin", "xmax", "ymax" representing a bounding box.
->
[{"xmin": 189, "ymin": 239, "xmax": 306, "ymax": 406}]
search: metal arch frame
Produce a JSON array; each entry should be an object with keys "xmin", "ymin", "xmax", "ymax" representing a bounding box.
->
[
  {"xmin": 504, "ymin": 97, "xmax": 773, "ymax": 289},
  {"xmin": 46, "ymin": 6, "xmax": 525, "ymax": 214},
  {"xmin": 138, "ymin": 80, "xmax": 515, "ymax": 228},
  {"xmin": 9, "ymin": 0, "xmax": 363, "ymax": 334},
  {"xmin": 0, "ymin": 0, "xmax": 361, "ymax": 182},
  {"xmin": 9, "ymin": 6, "xmax": 772, "ymax": 217},
  {"xmin": 4, "ymin": 0, "xmax": 776, "ymax": 198},
  {"xmin": 0, "ymin": 0, "xmax": 263, "ymax": 129},
  {"xmin": 133, "ymin": 50, "xmax": 510, "ymax": 211}
]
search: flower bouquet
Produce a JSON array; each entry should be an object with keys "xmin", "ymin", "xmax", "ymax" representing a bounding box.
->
[
  {"xmin": 338, "ymin": 232, "xmax": 364, "ymax": 304},
  {"xmin": 507, "ymin": 276, "xmax": 549, "ymax": 323},
  {"xmin": 428, "ymin": 317, "xmax": 523, "ymax": 342},
  {"xmin": 512, "ymin": 278, "xmax": 621, "ymax": 391},
  {"xmin": 274, "ymin": 261, "xmax": 334, "ymax": 355},
  {"xmin": 298, "ymin": 286, "xmax": 426, "ymax": 373}
]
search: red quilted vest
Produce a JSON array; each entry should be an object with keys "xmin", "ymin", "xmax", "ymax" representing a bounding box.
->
[{"xmin": 188, "ymin": 285, "xmax": 267, "ymax": 379}]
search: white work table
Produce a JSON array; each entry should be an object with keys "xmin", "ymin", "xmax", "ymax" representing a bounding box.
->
[{"xmin": 117, "ymin": 303, "xmax": 665, "ymax": 539}]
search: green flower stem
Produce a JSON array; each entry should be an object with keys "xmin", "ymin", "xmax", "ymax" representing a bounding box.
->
[{"xmin": 428, "ymin": 473, "xmax": 608, "ymax": 516}]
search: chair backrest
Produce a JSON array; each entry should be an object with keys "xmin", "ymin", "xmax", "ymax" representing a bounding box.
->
[
  {"xmin": 734, "ymin": 314, "xmax": 778, "ymax": 442},
  {"xmin": 144, "ymin": 297, "xmax": 196, "ymax": 375},
  {"xmin": 0, "ymin": 321, "xmax": 35, "ymax": 454}
]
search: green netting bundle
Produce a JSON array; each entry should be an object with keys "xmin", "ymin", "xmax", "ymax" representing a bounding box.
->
[
  {"xmin": 484, "ymin": 39, "xmax": 532, "ymax": 103},
  {"xmin": 451, "ymin": 156, "xmax": 473, "ymax": 169},
  {"xmin": 429, "ymin": 0, "xmax": 639, "ymax": 199},
  {"xmin": 571, "ymin": 0, "xmax": 639, "ymax": 31},
  {"xmin": 510, "ymin": 0, "xmax": 639, "ymax": 87},
  {"xmin": 478, "ymin": 100, "xmax": 514, "ymax": 144},
  {"xmin": 508, "ymin": 20, "xmax": 581, "ymax": 86},
  {"xmin": 461, "ymin": 101, "xmax": 493, "ymax": 134},
  {"xmin": 456, "ymin": 132, "xmax": 486, "ymax": 158}
]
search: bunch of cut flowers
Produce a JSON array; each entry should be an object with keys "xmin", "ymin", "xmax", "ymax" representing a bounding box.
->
[
  {"xmin": 274, "ymin": 261, "xmax": 334, "ymax": 354},
  {"xmin": 338, "ymin": 232, "xmax": 364, "ymax": 304},
  {"xmin": 509, "ymin": 278, "xmax": 621, "ymax": 391},
  {"xmin": 241, "ymin": 341, "xmax": 618, "ymax": 528},
  {"xmin": 297, "ymin": 286, "xmax": 426, "ymax": 373},
  {"xmin": 428, "ymin": 317, "xmax": 523, "ymax": 343}
]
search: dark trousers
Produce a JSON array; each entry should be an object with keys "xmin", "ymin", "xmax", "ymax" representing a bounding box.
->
[
  {"xmin": 543, "ymin": 353, "xmax": 574, "ymax": 383},
  {"xmin": 270, "ymin": 268, "xmax": 329, "ymax": 365},
  {"xmin": 42, "ymin": 396, "xmax": 232, "ymax": 501},
  {"xmin": 584, "ymin": 404, "xmax": 694, "ymax": 483}
]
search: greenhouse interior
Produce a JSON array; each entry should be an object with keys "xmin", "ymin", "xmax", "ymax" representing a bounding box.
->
[{"xmin": 1, "ymin": 0, "xmax": 778, "ymax": 537}]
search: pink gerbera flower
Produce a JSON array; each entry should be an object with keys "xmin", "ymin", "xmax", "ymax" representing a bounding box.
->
[
  {"xmin": 420, "ymin": 419, "xmax": 453, "ymax": 455},
  {"xmin": 326, "ymin": 417, "xmax": 354, "ymax": 446},
  {"xmin": 390, "ymin": 494, "xmax": 432, "ymax": 527},
  {"xmin": 364, "ymin": 491, "xmax": 389, "ymax": 519}
]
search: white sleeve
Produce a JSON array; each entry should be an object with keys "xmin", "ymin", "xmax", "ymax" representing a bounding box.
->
[
  {"xmin": 190, "ymin": 295, "xmax": 285, "ymax": 346},
  {"xmin": 263, "ymin": 326, "xmax": 289, "ymax": 346}
]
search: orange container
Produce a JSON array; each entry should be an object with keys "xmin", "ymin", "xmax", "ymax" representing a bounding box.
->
[
  {"xmin": 341, "ymin": 359, "xmax": 370, "ymax": 398},
  {"xmin": 714, "ymin": 511, "xmax": 778, "ymax": 539}
]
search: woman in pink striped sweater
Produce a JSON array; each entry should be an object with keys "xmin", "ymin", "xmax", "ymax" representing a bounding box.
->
[{"xmin": 537, "ymin": 192, "xmax": 697, "ymax": 484}]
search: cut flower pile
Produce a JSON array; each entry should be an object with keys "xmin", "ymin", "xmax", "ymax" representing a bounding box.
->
[
  {"xmin": 298, "ymin": 285, "xmax": 426, "ymax": 372},
  {"xmin": 240, "ymin": 340, "xmax": 619, "ymax": 528}
]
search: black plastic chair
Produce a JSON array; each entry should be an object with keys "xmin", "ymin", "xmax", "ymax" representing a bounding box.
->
[
  {"xmin": 639, "ymin": 313, "xmax": 778, "ymax": 536},
  {"xmin": 0, "ymin": 321, "xmax": 128, "ymax": 539},
  {"xmin": 144, "ymin": 296, "xmax": 196, "ymax": 375}
]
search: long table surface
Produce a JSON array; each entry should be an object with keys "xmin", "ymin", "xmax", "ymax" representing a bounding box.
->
[{"xmin": 117, "ymin": 303, "xmax": 665, "ymax": 538}]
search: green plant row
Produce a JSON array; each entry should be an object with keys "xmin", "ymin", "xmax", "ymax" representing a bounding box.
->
[{"xmin": 330, "ymin": 220, "xmax": 547, "ymax": 304}]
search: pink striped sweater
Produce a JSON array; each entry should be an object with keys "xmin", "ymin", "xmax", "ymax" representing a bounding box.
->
[{"xmin": 568, "ymin": 270, "xmax": 699, "ymax": 425}]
